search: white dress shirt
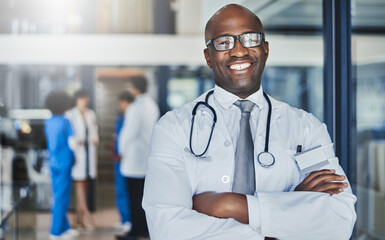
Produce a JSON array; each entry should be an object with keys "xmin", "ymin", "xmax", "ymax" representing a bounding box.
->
[
  {"xmin": 213, "ymin": 84, "xmax": 265, "ymax": 150},
  {"xmin": 143, "ymin": 85, "xmax": 357, "ymax": 240},
  {"xmin": 119, "ymin": 93, "xmax": 159, "ymax": 178}
]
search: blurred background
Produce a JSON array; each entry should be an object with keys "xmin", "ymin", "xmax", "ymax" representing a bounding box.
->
[{"xmin": 0, "ymin": 0, "xmax": 384, "ymax": 239}]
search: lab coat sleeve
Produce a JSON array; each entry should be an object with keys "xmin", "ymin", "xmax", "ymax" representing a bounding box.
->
[
  {"xmin": 247, "ymin": 114, "xmax": 357, "ymax": 240},
  {"xmin": 65, "ymin": 110, "xmax": 83, "ymax": 146},
  {"xmin": 88, "ymin": 110, "xmax": 99, "ymax": 144},
  {"xmin": 143, "ymin": 114, "xmax": 264, "ymax": 240},
  {"xmin": 118, "ymin": 106, "xmax": 139, "ymax": 156},
  {"xmin": 66, "ymin": 118, "xmax": 76, "ymax": 151}
]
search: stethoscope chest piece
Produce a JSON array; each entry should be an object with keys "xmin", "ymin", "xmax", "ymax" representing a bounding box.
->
[{"xmin": 257, "ymin": 151, "xmax": 275, "ymax": 168}]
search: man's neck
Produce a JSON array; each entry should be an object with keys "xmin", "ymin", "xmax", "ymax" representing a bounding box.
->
[{"xmin": 215, "ymin": 85, "xmax": 260, "ymax": 99}]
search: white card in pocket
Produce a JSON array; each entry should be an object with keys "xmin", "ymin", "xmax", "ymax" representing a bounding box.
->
[{"xmin": 294, "ymin": 145, "xmax": 329, "ymax": 174}]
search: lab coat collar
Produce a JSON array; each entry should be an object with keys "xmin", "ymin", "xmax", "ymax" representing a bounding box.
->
[
  {"xmin": 212, "ymin": 85, "xmax": 265, "ymax": 110},
  {"xmin": 134, "ymin": 93, "xmax": 148, "ymax": 102},
  {"xmin": 194, "ymin": 87, "xmax": 286, "ymax": 110},
  {"xmin": 192, "ymin": 87, "xmax": 286, "ymax": 151}
]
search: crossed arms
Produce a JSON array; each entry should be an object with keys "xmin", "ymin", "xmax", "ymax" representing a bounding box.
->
[
  {"xmin": 143, "ymin": 114, "xmax": 357, "ymax": 240},
  {"xmin": 193, "ymin": 169, "xmax": 349, "ymax": 239}
]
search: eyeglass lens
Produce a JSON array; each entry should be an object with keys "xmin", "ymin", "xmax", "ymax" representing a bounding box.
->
[{"xmin": 213, "ymin": 33, "xmax": 262, "ymax": 51}]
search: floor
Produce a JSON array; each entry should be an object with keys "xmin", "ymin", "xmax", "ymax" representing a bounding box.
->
[{"xmin": 1, "ymin": 182, "xmax": 149, "ymax": 240}]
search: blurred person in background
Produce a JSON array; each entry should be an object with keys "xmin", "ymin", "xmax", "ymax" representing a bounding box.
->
[
  {"xmin": 110, "ymin": 91, "xmax": 135, "ymax": 234},
  {"xmin": 45, "ymin": 91, "xmax": 79, "ymax": 240},
  {"xmin": 116, "ymin": 76, "xmax": 159, "ymax": 240},
  {"xmin": 66, "ymin": 89, "xmax": 99, "ymax": 229}
]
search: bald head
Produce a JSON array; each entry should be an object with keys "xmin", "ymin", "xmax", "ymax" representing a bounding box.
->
[
  {"xmin": 205, "ymin": 4, "xmax": 264, "ymax": 43},
  {"xmin": 202, "ymin": 4, "xmax": 269, "ymax": 98}
]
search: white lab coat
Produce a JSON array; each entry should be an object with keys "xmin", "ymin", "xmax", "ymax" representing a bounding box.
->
[
  {"xmin": 119, "ymin": 94, "xmax": 160, "ymax": 178},
  {"xmin": 66, "ymin": 107, "xmax": 99, "ymax": 180},
  {"xmin": 143, "ymin": 89, "xmax": 357, "ymax": 240}
]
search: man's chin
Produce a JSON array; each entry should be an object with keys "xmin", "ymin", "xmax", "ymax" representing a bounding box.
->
[
  {"xmin": 227, "ymin": 85, "xmax": 259, "ymax": 97},
  {"xmin": 230, "ymin": 78, "xmax": 255, "ymax": 90}
]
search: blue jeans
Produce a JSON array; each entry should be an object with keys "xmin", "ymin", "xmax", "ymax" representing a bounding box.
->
[{"xmin": 114, "ymin": 162, "xmax": 131, "ymax": 223}]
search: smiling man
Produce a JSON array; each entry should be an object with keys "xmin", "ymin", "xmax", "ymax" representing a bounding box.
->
[{"xmin": 143, "ymin": 4, "xmax": 356, "ymax": 240}]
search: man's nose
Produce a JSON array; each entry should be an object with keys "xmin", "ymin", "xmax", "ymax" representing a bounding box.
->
[{"xmin": 229, "ymin": 38, "xmax": 248, "ymax": 57}]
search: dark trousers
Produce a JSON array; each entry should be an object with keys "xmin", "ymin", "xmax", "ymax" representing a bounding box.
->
[{"xmin": 126, "ymin": 177, "xmax": 148, "ymax": 237}]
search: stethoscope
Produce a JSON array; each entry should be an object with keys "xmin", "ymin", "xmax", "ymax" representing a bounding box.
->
[{"xmin": 189, "ymin": 90, "xmax": 275, "ymax": 168}]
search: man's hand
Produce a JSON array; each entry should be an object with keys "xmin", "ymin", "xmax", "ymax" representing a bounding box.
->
[
  {"xmin": 295, "ymin": 169, "xmax": 348, "ymax": 195},
  {"xmin": 192, "ymin": 192, "xmax": 248, "ymax": 224}
]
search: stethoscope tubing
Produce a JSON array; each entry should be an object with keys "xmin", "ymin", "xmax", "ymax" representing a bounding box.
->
[
  {"xmin": 189, "ymin": 90, "xmax": 216, "ymax": 157},
  {"xmin": 189, "ymin": 89, "xmax": 274, "ymax": 167},
  {"xmin": 263, "ymin": 91, "xmax": 272, "ymax": 153}
]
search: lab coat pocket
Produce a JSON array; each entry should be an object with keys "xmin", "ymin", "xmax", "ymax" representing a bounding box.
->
[
  {"xmin": 285, "ymin": 149, "xmax": 302, "ymax": 191},
  {"xmin": 256, "ymin": 147, "xmax": 296, "ymax": 192},
  {"xmin": 183, "ymin": 145, "xmax": 232, "ymax": 195},
  {"xmin": 182, "ymin": 150, "xmax": 210, "ymax": 194}
]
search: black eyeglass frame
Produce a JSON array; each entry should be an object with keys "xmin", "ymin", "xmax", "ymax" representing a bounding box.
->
[{"xmin": 206, "ymin": 32, "xmax": 265, "ymax": 51}]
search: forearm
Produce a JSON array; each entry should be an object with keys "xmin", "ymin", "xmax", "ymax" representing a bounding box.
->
[
  {"xmin": 144, "ymin": 203, "xmax": 262, "ymax": 240},
  {"xmin": 193, "ymin": 192, "xmax": 275, "ymax": 240},
  {"xmin": 192, "ymin": 192, "xmax": 249, "ymax": 224}
]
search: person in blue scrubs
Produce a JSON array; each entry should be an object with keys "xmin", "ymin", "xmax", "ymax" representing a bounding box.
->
[
  {"xmin": 112, "ymin": 91, "xmax": 135, "ymax": 233},
  {"xmin": 45, "ymin": 91, "xmax": 78, "ymax": 240}
]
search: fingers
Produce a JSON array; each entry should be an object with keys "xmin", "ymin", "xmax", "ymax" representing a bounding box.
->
[
  {"xmin": 312, "ymin": 182, "xmax": 349, "ymax": 194},
  {"xmin": 306, "ymin": 173, "xmax": 346, "ymax": 189},
  {"xmin": 302, "ymin": 169, "xmax": 335, "ymax": 184},
  {"xmin": 295, "ymin": 169, "xmax": 349, "ymax": 194},
  {"xmin": 301, "ymin": 169, "xmax": 336, "ymax": 184},
  {"xmin": 325, "ymin": 189, "xmax": 344, "ymax": 195}
]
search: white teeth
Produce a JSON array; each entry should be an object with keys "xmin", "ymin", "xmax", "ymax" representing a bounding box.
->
[{"xmin": 229, "ymin": 63, "xmax": 251, "ymax": 70}]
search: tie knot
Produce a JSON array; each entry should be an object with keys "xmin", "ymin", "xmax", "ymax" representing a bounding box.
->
[{"xmin": 234, "ymin": 100, "xmax": 255, "ymax": 113}]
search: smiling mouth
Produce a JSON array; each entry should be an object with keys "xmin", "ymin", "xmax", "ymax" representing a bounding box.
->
[{"xmin": 229, "ymin": 62, "xmax": 251, "ymax": 71}]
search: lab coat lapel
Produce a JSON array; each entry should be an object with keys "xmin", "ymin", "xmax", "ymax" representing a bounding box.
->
[
  {"xmin": 254, "ymin": 94, "xmax": 282, "ymax": 154},
  {"xmin": 192, "ymin": 90, "xmax": 233, "ymax": 152},
  {"xmin": 74, "ymin": 108, "xmax": 86, "ymax": 140},
  {"xmin": 207, "ymin": 95, "xmax": 233, "ymax": 152}
]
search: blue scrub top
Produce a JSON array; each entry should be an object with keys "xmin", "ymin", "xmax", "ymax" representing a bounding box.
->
[
  {"xmin": 45, "ymin": 115, "xmax": 74, "ymax": 170},
  {"xmin": 115, "ymin": 114, "xmax": 124, "ymax": 154}
]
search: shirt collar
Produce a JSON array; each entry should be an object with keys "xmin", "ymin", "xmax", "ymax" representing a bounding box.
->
[
  {"xmin": 213, "ymin": 85, "xmax": 265, "ymax": 110},
  {"xmin": 134, "ymin": 93, "xmax": 148, "ymax": 101}
]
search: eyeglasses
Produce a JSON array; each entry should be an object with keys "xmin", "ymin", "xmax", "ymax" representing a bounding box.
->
[{"xmin": 206, "ymin": 32, "xmax": 265, "ymax": 51}]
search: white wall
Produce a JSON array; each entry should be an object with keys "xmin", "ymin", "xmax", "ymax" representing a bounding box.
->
[{"xmin": 0, "ymin": 34, "xmax": 383, "ymax": 67}]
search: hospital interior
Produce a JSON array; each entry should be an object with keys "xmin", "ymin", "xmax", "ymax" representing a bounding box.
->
[{"xmin": 0, "ymin": 0, "xmax": 384, "ymax": 239}]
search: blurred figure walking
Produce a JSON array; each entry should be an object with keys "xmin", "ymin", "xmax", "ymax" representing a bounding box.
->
[
  {"xmin": 111, "ymin": 91, "xmax": 135, "ymax": 234},
  {"xmin": 66, "ymin": 89, "xmax": 99, "ymax": 229},
  {"xmin": 116, "ymin": 76, "xmax": 159, "ymax": 240},
  {"xmin": 45, "ymin": 91, "xmax": 79, "ymax": 240}
]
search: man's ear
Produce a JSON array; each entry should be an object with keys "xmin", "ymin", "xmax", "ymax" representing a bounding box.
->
[
  {"xmin": 204, "ymin": 48, "xmax": 212, "ymax": 68},
  {"xmin": 264, "ymin": 41, "xmax": 269, "ymax": 59}
]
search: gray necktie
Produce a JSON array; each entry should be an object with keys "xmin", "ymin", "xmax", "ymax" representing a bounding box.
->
[{"xmin": 232, "ymin": 100, "xmax": 256, "ymax": 195}]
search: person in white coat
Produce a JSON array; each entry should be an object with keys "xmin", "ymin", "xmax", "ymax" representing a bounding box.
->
[
  {"xmin": 116, "ymin": 76, "xmax": 159, "ymax": 240},
  {"xmin": 66, "ymin": 89, "xmax": 99, "ymax": 229},
  {"xmin": 142, "ymin": 4, "xmax": 357, "ymax": 240}
]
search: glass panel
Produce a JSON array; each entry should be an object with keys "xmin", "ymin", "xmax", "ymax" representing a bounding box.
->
[
  {"xmin": 165, "ymin": 66, "xmax": 214, "ymax": 110},
  {"xmin": 262, "ymin": 66, "xmax": 323, "ymax": 121},
  {"xmin": 167, "ymin": 77, "xmax": 199, "ymax": 109},
  {"xmin": 352, "ymin": 0, "xmax": 385, "ymax": 239},
  {"xmin": 256, "ymin": 0, "xmax": 324, "ymax": 121}
]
